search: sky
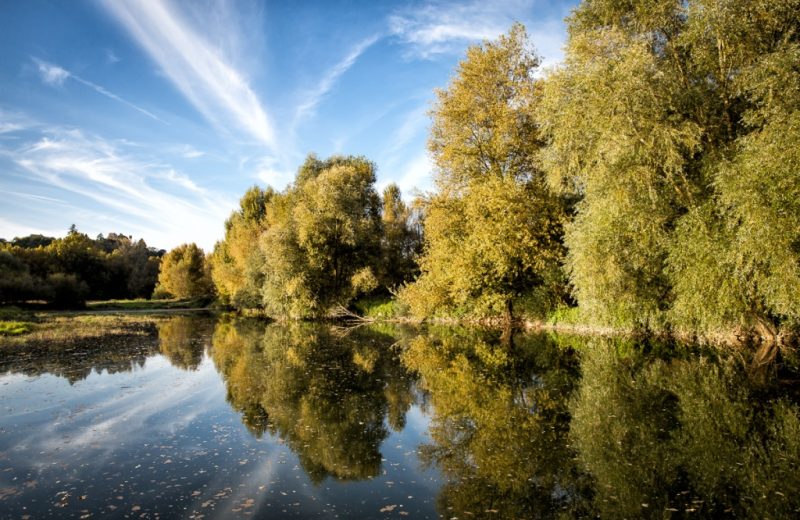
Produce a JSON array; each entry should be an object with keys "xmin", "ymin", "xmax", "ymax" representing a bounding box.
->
[{"xmin": 0, "ymin": 0, "xmax": 578, "ymax": 251}]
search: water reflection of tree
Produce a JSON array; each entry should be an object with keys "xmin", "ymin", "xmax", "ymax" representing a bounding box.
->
[
  {"xmin": 401, "ymin": 328, "xmax": 591, "ymax": 518},
  {"xmin": 157, "ymin": 315, "xmax": 213, "ymax": 370},
  {"xmin": 570, "ymin": 339, "xmax": 800, "ymax": 519},
  {"xmin": 211, "ymin": 319, "xmax": 415, "ymax": 482}
]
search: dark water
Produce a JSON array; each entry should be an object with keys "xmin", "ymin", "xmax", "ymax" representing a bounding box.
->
[{"xmin": 1, "ymin": 315, "xmax": 798, "ymax": 519}]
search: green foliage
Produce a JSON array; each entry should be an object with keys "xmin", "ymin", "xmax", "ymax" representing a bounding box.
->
[
  {"xmin": 46, "ymin": 272, "xmax": 89, "ymax": 308},
  {"xmin": 379, "ymin": 183, "xmax": 422, "ymax": 288},
  {"xmin": 538, "ymin": 0, "xmax": 800, "ymax": 333},
  {"xmin": 0, "ymin": 321, "xmax": 33, "ymax": 336},
  {"xmin": 401, "ymin": 24, "xmax": 568, "ymax": 319},
  {"xmin": 259, "ymin": 155, "xmax": 384, "ymax": 318},
  {"xmin": 211, "ymin": 186, "xmax": 275, "ymax": 308},
  {"xmin": 352, "ymin": 295, "xmax": 405, "ymax": 319},
  {"xmin": 0, "ymin": 227, "xmax": 162, "ymax": 306},
  {"xmin": 212, "ymin": 155, "xmax": 421, "ymax": 319},
  {"xmin": 155, "ymin": 243, "xmax": 213, "ymax": 299}
]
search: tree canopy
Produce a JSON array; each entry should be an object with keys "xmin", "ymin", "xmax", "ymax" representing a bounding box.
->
[
  {"xmin": 537, "ymin": 0, "xmax": 800, "ymax": 333},
  {"xmin": 211, "ymin": 154, "xmax": 421, "ymax": 318},
  {"xmin": 155, "ymin": 243, "xmax": 213, "ymax": 299},
  {"xmin": 400, "ymin": 24, "xmax": 569, "ymax": 319},
  {"xmin": 0, "ymin": 227, "xmax": 163, "ymax": 307}
]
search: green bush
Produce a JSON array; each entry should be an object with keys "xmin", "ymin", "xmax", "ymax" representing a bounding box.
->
[{"xmin": 0, "ymin": 321, "xmax": 33, "ymax": 336}]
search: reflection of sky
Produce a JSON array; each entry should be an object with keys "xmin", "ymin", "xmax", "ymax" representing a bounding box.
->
[{"xmin": 0, "ymin": 351, "xmax": 439, "ymax": 518}]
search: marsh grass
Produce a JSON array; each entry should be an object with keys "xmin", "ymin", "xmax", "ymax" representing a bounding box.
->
[
  {"xmin": 0, "ymin": 313, "xmax": 168, "ymax": 350},
  {"xmin": 0, "ymin": 321, "xmax": 33, "ymax": 336},
  {"xmin": 87, "ymin": 296, "xmax": 214, "ymax": 311}
]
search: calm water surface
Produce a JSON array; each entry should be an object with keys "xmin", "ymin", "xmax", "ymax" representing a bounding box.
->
[{"xmin": 1, "ymin": 315, "xmax": 799, "ymax": 519}]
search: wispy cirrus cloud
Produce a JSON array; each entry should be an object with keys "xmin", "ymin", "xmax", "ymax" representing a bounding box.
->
[
  {"xmin": 294, "ymin": 35, "xmax": 380, "ymax": 125},
  {"xmin": 100, "ymin": 0, "xmax": 276, "ymax": 149},
  {"xmin": 35, "ymin": 60, "xmax": 70, "ymax": 86},
  {"xmin": 389, "ymin": 1, "xmax": 517, "ymax": 58},
  {"xmin": 2, "ymin": 126, "xmax": 232, "ymax": 249},
  {"xmin": 34, "ymin": 58, "xmax": 167, "ymax": 123},
  {"xmin": 389, "ymin": 0, "xmax": 571, "ymax": 67}
]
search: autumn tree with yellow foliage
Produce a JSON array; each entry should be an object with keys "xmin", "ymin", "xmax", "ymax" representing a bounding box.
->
[{"xmin": 400, "ymin": 24, "xmax": 569, "ymax": 320}]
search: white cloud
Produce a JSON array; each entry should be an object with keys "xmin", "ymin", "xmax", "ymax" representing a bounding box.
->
[
  {"xmin": 251, "ymin": 155, "xmax": 295, "ymax": 189},
  {"xmin": 389, "ymin": 0, "xmax": 570, "ymax": 65},
  {"xmin": 33, "ymin": 58, "xmax": 167, "ymax": 123},
  {"xmin": 175, "ymin": 144, "xmax": 206, "ymax": 159},
  {"xmin": 294, "ymin": 35, "xmax": 380, "ymax": 124},
  {"xmin": 4, "ymin": 127, "xmax": 233, "ymax": 250},
  {"xmin": 383, "ymin": 152, "xmax": 434, "ymax": 197},
  {"xmin": 35, "ymin": 60, "xmax": 70, "ymax": 86},
  {"xmin": 101, "ymin": 0, "xmax": 276, "ymax": 148},
  {"xmin": 0, "ymin": 216, "xmax": 62, "ymax": 239},
  {"xmin": 105, "ymin": 48, "xmax": 120, "ymax": 64},
  {"xmin": 383, "ymin": 104, "xmax": 429, "ymax": 159}
]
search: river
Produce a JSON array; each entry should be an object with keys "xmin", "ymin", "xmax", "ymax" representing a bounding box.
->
[{"xmin": 1, "ymin": 314, "xmax": 798, "ymax": 518}]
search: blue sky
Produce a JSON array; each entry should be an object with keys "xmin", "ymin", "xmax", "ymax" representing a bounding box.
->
[{"xmin": 0, "ymin": 0, "xmax": 577, "ymax": 251}]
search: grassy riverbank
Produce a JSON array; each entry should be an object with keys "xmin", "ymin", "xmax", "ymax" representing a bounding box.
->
[
  {"xmin": 0, "ymin": 312, "xmax": 164, "ymax": 350},
  {"xmin": 0, "ymin": 299, "xmax": 216, "ymax": 349}
]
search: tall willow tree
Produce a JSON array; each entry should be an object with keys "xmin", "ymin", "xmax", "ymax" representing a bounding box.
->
[
  {"xmin": 210, "ymin": 186, "xmax": 275, "ymax": 308},
  {"xmin": 538, "ymin": 0, "xmax": 800, "ymax": 333},
  {"xmin": 402, "ymin": 24, "xmax": 567, "ymax": 320},
  {"xmin": 259, "ymin": 155, "xmax": 383, "ymax": 318}
]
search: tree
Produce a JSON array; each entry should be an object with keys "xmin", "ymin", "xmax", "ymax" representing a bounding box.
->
[
  {"xmin": 211, "ymin": 186, "xmax": 275, "ymax": 308},
  {"xmin": 0, "ymin": 249, "xmax": 38, "ymax": 303},
  {"xmin": 537, "ymin": 0, "xmax": 800, "ymax": 333},
  {"xmin": 401, "ymin": 24, "xmax": 567, "ymax": 320},
  {"xmin": 379, "ymin": 183, "xmax": 422, "ymax": 289},
  {"xmin": 260, "ymin": 155, "xmax": 383, "ymax": 318},
  {"xmin": 155, "ymin": 243, "xmax": 213, "ymax": 299}
]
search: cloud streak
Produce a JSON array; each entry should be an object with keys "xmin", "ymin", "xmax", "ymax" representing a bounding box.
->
[
  {"xmin": 34, "ymin": 58, "xmax": 167, "ymax": 123},
  {"xmin": 294, "ymin": 35, "xmax": 380, "ymax": 124},
  {"xmin": 101, "ymin": 0, "xmax": 276, "ymax": 148},
  {"xmin": 389, "ymin": 0, "xmax": 571, "ymax": 66}
]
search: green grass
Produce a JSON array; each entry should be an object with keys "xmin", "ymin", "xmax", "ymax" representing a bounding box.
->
[
  {"xmin": 0, "ymin": 321, "xmax": 34, "ymax": 336},
  {"xmin": 546, "ymin": 305, "xmax": 583, "ymax": 326},
  {"xmin": 352, "ymin": 296, "xmax": 406, "ymax": 319},
  {"xmin": 0, "ymin": 305, "xmax": 34, "ymax": 321}
]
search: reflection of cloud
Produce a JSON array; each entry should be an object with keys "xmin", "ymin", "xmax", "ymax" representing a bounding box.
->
[
  {"xmin": 12, "ymin": 357, "xmax": 218, "ymax": 459},
  {"xmin": 101, "ymin": 0, "xmax": 275, "ymax": 148}
]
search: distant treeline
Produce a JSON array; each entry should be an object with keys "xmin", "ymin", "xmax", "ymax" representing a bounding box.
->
[
  {"xmin": 0, "ymin": 226, "xmax": 163, "ymax": 307},
  {"xmin": 210, "ymin": 0, "xmax": 800, "ymax": 339}
]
